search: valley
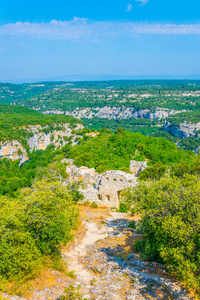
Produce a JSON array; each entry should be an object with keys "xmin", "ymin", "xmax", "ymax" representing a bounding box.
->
[{"xmin": 1, "ymin": 80, "xmax": 200, "ymax": 150}]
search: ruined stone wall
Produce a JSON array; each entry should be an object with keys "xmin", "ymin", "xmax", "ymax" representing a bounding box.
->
[
  {"xmin": 66, "ymin": 160, "xmax": 147, "ymax": 209},
  {"xmin": 93, "ymin": 170, "xmax": 137, "ymax": 209}
]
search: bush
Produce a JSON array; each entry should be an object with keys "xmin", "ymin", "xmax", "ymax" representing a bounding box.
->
[
  {"xmin": 23, "ymin": 180, "xmax": 79, "ymax": 255},
  {"xmin": 139, "ymin": 162, "xmax": 167, "ymax": 181},
  {"xmin": 90, "ymin": 202, "xmax": 98, "ymax": 208},
  {"xmin": 128, "ymin": 220, "xmax": 136, "ymax": 229},
  {"xmin": 0, "ymin": 196, "xmax": 42, "ymax": 281},
  {"xmin": 60, "ymin": 284, "xmax": 84, "ymax": 300},
  {"xmin": 119, "ymin": 202, "xmax": 129, "ymax": 213},
  {"xmin": 122, "ymin": 175, "xmax": 200, "ymax": 294},
  {"xmin": 0, "ymin": 229, "xmax": 42, "ymax": 281},
  {"xmin": 0, "ymin": 180, "xmax": 79, "ymax": 282}
]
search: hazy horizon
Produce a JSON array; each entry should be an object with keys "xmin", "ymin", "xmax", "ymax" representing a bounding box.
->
[{"xmin": 2, "ymin": 74, "xmax": 200, "ymax": 84}]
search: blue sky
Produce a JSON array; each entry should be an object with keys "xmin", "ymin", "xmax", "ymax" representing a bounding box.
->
[{"xmin": 0, "ymin": 0, "xmax": 200, "ymax": 81}]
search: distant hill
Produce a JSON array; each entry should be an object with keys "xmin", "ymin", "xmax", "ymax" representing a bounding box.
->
[{"xmin": 2, "ymin": 74, "xmax": 200, "ymax": 84}]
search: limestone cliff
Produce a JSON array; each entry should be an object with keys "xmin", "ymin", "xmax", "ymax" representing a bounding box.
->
[
  {"xmin": 27, "ymin": 123, "xmax": 83, "ymax": 152},
  {"xmin": 0, "ymin": 140, "xmax": 28, "ymax": 166},
  {"xmin": 163, "ymin": 121, "xmax": 200, "ymax": 139},
  {"xmin": 0, "ymin": 123, "xmax": 84, "ymax": 165},
  {"xmin": 43, "ymin": 107, "xmax": 183, "ymax": 121}
]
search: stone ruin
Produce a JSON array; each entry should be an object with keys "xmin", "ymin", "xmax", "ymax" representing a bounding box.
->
[
  {"xmin": 65, "ymin": 160, "xmax": 147, "ymax": 209},
  {"xmin": 129, "ymin": 160, "xmax": 147, "ymax": 175}
]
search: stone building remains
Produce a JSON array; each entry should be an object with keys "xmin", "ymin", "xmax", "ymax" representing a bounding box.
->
[
  {"xmin": 66, "ymin": 160, "xmax": 147, "ymax": 209},
  {"xmin": 129, "ymin": 160, "xmax": 147, "ymax": 175}
]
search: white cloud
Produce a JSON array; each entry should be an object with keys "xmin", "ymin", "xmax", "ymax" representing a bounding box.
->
[
  {"xmin": 135, "ymin": 0, "xmax": 148, "ymax": 6},
  {"xmin": 126, "ymin": 4, "xmax": 133, "ymax": 11},
  {"xmin": 0, "ymin": 19, "xmax": 200, "ymax": 41}
]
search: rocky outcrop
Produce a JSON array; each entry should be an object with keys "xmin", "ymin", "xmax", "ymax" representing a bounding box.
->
[
  {"xmin": 0, "ymin": 123, "xmax": 84, "ymax": 165},
  {"xmin": 27, "ymin": 123, "xmax": 83, "ymax": 152},
  {"xmin": 0, "ymin": 140, "xmax": 28, "ymax": 166},
  {"xmin": 43, "ymin": 107, "xmax": 183, "ymax": 121},
  {"xmin": 163, "ymin": 121, "xmax": 200, "ymax": 139}
]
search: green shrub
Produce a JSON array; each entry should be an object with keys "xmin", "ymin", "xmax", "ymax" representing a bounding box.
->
[
  {"xmin": 22, "ymin": 180, "xmax": 79, "ymax": 255},
  {"xmin": 122, "ymin": 175, "xmax": 200, "ymax": 294},
  {"xmin": 60, "ymin": 284, "xmax": 85, "ymax": 300},
  {"xmin": 90, "ymin": 202, "xmax": 98, "ymax": 208},
  {"xmin": 0, "ymin": 180, "xmax": 79, "ymax": 282},
  {"xmin": 119, "ymin": 203, "xmax": 129, "ymax": 213},
  {"xmin": 0, "ymin": 229, "xmax": 42, "ymax": 281},
  {"xmin": 139, "ymin": 162, "xmax": 167, "ymax": 181},
  {"xmin": 128, "ymin": 220, "xmax": 136, "ymax": 229}
]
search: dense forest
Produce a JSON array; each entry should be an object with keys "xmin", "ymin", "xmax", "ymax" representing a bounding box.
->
[
  {"xmin": 64, "ymin": 128, "xmax": 194, "ymax": 173},
  {"xmin": 167, "ymin": 111, "xmax": 200, "ymax": 125},
  {"xmin": 1, "ymin": 79, "xmax": 200, "ymax": 117},
  {"xmin": 82, "ymin": 117, "xmax": 179, "ymax": 142},
  {"xmin": 0, "ymin": 82, "xmax": 67, "ymax": 104},
  {"xmin": 13, "ymin": 83, "xmax": 200, "ymax": 112}
]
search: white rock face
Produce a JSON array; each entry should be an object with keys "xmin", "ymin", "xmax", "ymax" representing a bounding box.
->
[
  {"xmin": 43, "ymin": 107, "xmax": 183, "ymax": 121},
  {"xmin": 0, "ymin": 140, "xmax": 28, "ymax": 166},
  {"xmin": 27, "ymin": 124, "xmax": 75, "ymax": 152},
  {"xmin": 163, "ymin": 121, "xmax": 200, "ymax": 139},
  {"xmin": 0, "ymin": 123, "xmax": 84, "ymax": 165}
]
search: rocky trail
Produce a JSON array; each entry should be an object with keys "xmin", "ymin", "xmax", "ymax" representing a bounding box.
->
[{"xmin": 3, "ymin": 207, "xmax": 193, "ymax": 300}]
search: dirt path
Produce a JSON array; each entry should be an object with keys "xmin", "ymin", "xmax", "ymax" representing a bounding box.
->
[
  {"xmin": 2, "ymin": 207, "xmax": 193, "ymax": 300},
  {"xmin": 62, "ymin": 207, "xmax": 192, "ymax": 300}
]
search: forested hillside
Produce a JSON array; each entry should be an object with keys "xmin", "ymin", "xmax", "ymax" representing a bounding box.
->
[
  {"xmin": 0, "ymin": 104, "xmax": 82, "ymax": 195},
  {"xmin": 0, "ymin": 104, "xmax": 81, "ymax": 147},
  {"xmin": 0, "ymin": 105, "xmax": 83, "ymax": 292},
  {"xmin": 64, "ymin": 128, "xmax": 194, "ymax": 173},
  {"xmin": 1, "ymin": 80, "xmax": 200, "ymax": 149},
  {"xmin": 14, "ymin": 81, "xmax": 200, "ymax": 112},
  {"xmin": 0, "ymin": 82, "xmax": 68, "ymax": 104}
]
